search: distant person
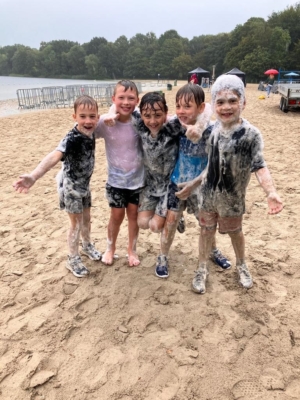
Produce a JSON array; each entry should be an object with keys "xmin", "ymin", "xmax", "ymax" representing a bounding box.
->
[
  {"xmin": 176, "ymin": 75, "xmax": 283, "ymax": 294},
  {"xmin": 94, "ymin": 80, "xmax": 144, "ymax": 267},
  {"xmin": 13, "ymin": 95, "xmax": 102, "ymax": 278},
  {"xmin": 190, "ymin": 73, "xmax": 199, "ymax": 85},
  {"xmin": 265, "ymin": 74, "xmax": 275, "ymax": 97}
]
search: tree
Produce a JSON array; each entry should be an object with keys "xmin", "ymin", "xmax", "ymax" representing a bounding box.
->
[
  {"xmin": 11, "ymin": 46, "xmax": 39, "ymax": 76},
  {"xmin": 64, "ymin": 45, "xmax": 87, "ymax": 76},
  {"xmin": 172, "ymin": 54, "xmax": 193, "ymax": 78}
]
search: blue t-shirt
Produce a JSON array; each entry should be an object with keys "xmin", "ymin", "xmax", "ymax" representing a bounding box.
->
[{"xmin": 171, "ymin": 126, "xmax": 212, "ymax": 184}]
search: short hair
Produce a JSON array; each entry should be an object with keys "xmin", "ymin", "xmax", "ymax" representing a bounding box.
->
[
  {"xmin": 139, "ymin": 92, "xmax": 168, "ymax": 114},
  {"xmin": 176, "ymin": 83, "xmax": 205, "ymax": 106},
  {"xmin": 74, "ymin": 95, "xmax": 98, "ymax": 113},
  {"xmin": 211, "ymin": 75, "xmax": 245, "ymax": 104},
  {"xmin": 114, "ymin": 80, "xmax": 139, "ymax": 96}
]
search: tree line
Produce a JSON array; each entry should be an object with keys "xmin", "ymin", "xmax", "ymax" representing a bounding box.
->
[{"xmin": 0, "ymin": 3, "xmax": 299, "ymax": 82}]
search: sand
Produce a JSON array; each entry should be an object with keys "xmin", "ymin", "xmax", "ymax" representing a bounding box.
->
[{"xmin": 1, "ymin": 83, "xmax": 300, "ymax": 400}]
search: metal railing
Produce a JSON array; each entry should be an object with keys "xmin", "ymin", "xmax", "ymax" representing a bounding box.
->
[{"xmin": 16, "ymin": 81, "xmax": 143, "ymax": 110}]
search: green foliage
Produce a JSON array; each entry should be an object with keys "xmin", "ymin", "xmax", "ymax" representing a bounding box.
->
[{"xmin": 1, "ymin": 4, "xmax": 300, "ymax": 81}]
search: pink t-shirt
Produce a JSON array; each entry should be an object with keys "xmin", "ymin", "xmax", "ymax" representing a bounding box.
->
[{"xmin": 94, "ymin": 118, "xmax": 145, "ymax": 190}]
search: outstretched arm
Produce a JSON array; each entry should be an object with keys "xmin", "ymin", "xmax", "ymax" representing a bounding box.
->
[
  {"xmin": 255, "ymin": 167, "xmax": 283, "ymax": 215},
  {"xmin": 175, "ymin": 169, "xmax": 207, "ymax": 200},
  {"xmin": 13, "ymin": 150, "xmax": 63, "ymax": 194}
]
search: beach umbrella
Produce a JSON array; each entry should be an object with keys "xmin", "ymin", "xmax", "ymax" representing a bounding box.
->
[
  {"xmin": 264, "ymin": 69, "xmax": 279, "ymax": 75},
  {"xmin": 284, "ymin": 72, "xmax": 299, "ymax": 76}
]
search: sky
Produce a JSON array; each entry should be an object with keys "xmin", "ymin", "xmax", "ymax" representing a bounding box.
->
[{"xmin": 0, "ymin": 0, "xmax": 298, "ymax": 49}]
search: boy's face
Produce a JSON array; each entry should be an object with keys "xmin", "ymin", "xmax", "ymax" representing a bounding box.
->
[
  {"xmin": 112, "ymin": 86, "xmax": 139, "ymax": 122},
  {"xmin": 73, "ymin": 104, "xmax": 99, "ymax": 136},
  {"xmin": 175, "ymin": 97, "xmax": 205, "ymax": 125},
  {"xmin": 141, "ymin": 102, "xmax": 167, "ymax": 136},
  {"xmin": 214, "ymin": 90, "xmax": 245, "ymax": 128}
]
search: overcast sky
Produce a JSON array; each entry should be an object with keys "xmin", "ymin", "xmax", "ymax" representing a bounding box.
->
[{"xmin": 0, "ymin": 0, "xmax": 297, "ymax": 49}]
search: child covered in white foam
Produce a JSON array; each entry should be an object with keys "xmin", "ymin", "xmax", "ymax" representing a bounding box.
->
[{"xmin": 176, "ymin": 74, "xmax": 283, "ymax": 294}]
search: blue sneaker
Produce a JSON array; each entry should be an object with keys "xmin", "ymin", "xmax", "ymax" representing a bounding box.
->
[
  {"xmin": 211, "ymin": 249, "xmax": 231, "ymax": 270},
  {"xmin": 155, "ymin": 255, "xmax": 169, "ymax": 278}
]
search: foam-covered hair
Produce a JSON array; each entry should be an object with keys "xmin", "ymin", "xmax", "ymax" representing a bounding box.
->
[{"xmin": 211, "ymin": 74, "xmax": 245, "ymax": 105}]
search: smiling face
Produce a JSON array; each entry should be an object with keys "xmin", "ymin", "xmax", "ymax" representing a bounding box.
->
[
  {"xmin": 112, "ymin": 85, "xmax": 139, "ymax": 122},
  {"xmin": 140, "ymin": 101, "xmax": 167, "ymax": 137},
  {"xmin": 73, "ymin": 104, "xmax": 99, "ymax": 136},
  {"xmin": 175, "ymin": 96, "xmax": 205, "ymax": 125},
  {"xmin": 214, "ymin": 89, "xmax": 245, "ymax": 128}
]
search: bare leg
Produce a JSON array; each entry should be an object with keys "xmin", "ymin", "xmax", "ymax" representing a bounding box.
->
[
  {"xmin": 160, "ymin": 210, "xmax": 182, "ymax": 256},
  {"xmin": 198, "ymin": 226, "xmax": 216, "ymax": 266},
  {"xmin": 138, "ymin": 210, "xmax": 165, "ymax": 233},
  {"xmin": 102, "ymin": 207, "xmax": 125, "ymax": 265},
  {"xmin": 81, "ymin": 207, "xmax": 91, "ymax": 246},
  {"xmin": 126, "ymin": 203, "xmax": 140, "ymax": 267},
  {"xmin": 228, "ymin": 229, "xmax": 252, "ymax": 288},
  {"xmin": 67, "ymin": 213, "xmax": 83, "ymax": 256},
  {"xmin": 227, "ymin": 230, "xmax": 245, "ymax": 266}
]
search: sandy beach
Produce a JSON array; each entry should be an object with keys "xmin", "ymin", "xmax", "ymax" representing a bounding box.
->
[{"xmin": 1, "ymin": 82, "xmax": 300, "ymax": 399}]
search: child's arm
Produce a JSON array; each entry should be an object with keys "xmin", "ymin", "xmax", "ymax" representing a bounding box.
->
[
  {"xmin": 175, "ymin": 169, "xmax": 207, "ymax": 200},
  {"xmin": 13, "ymin": 150, "xmax": 63, "ymax": 194},
  {"xmin": 255, "ymin": 167, "xmax": 283, "ymax": 215}
]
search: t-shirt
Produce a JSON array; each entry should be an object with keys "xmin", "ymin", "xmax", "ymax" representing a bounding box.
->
[
  {"xmin": 201, "ymin": 118, "xmax": 266, "ymax": 215},
  {"xmin": 135, "ymin": 116, "xmax": 184, "ymax": 196},
  {"xmin": 56, "ymin": 126, "xmax": 95, "ymax": 195},
  {"xmin": 94, "ymin": 116, "xmax": 145, "ymax": 190},
  {"xmin": 171, "ymin": 127, "xmax": 212, "ymax": 184}
]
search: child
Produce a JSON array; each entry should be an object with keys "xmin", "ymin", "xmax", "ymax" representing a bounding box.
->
[
  {"xmin": 156, "ymin": 84, "xmax": 231, "ymax": 278},
  {"xmin": 94, "ymin": 80, "xmax": 144, "ymax": 267},
  {"xmin": 136, "ymin": 92, "xmax": 184, "ymax": 233},
  {"xmin": 177, "ymin": 74, "xmax": 283, "ymax": 293},
  {"xmin": 13, "ymin": 95, "xmax": 102, "ymax": 278}
]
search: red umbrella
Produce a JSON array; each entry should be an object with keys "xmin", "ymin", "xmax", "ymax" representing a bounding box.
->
[{"xmin": 264, "ymin": 69, "xmax": 279, "ymax": 75}]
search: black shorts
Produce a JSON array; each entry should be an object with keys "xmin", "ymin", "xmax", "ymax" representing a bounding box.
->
[{"xmin": 106, "ymin": 183, "xmax": 142, "ymax": 208}]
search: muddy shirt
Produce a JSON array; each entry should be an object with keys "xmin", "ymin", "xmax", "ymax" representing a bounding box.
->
[
  {"xmin": 135, "ymin": 116, "xmax": 184, "ymax": 197},
  {"xmin": 201, "ymin": 119, "xmax": 266, "ymax": 216},
  {"xmin": 171, "ymin": 126, "xmax": 212, "ymax": 184},
  {"xmin": 56, "ymin": 126, "xmax": 95, "ymax": 196}
]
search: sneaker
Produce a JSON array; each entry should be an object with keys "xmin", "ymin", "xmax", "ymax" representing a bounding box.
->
[
  {"xmin": 211, "ymin": 248, "xmax": 231, "ymax": 270},
  {"xmin": 66, "ymin": 255, "xmax": 90, "ymax": 278},
  {"xmin": 192, "ymin": 265, "xmax": 208, "ymax": 294},
  {"xmin": 177, "ymin": 216, "xmax": 186, "ymax": 234},
  {"xmin": 237, "ymin": 264, "xmax": 253, "ymax": 289},
  {"xmin": 155, "ymin": 255, "xmax": 169, "ymax": 278},
  {"xmin": 82, "ymin": 243, "xmax": 102, "ymax": 261}
]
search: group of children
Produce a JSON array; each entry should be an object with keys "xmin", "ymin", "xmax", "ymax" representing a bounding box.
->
[{"xmin": 13, "ymin": 75, "xmax": 283, "ymax": 294}]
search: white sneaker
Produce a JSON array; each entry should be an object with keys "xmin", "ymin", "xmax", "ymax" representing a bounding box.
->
[
  {"xmin": 237, "ymin": 264, "xmax": 253, "ymax": 288},
  {"xmin": 82, "ymin": 243, "xmax": 102, "ymax": 261},
  {"xmin": 66, "ymin": 255, "xmax": 89, "ymax": 278},
  {"xmin": 192, "ymin": 265, "xmax": 208, "ymax": 294}
]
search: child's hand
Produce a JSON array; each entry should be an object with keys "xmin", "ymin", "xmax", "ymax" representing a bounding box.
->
[
  {"xmin": 182, "ymin": 122, "xmax": 203, "ymax": 143},
  {"xmin": 175, "ymin": 180, "xmax": 196, "ymax": 200},
  {"xmin": 267, "ymin": 192, "xmax": 284, "ymax": 215},
  {"xmin": 13, "ymin": 174, "xmax": 36, "ymax": 194},
  {"xmin": 103, "ymin": 113, "xmax": 120, "ymax": 127}
]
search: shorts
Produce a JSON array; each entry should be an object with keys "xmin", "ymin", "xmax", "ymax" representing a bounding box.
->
[
  {"xmin": 106, "ymin": 183, "xmax": 141, "ymax": 208},
  {"xmin": 59, "ymin": 187, "xmax": 91, "ymax": 214},
  {"xmin": 198, "ymin": 210, "xmax": 242, "ymax": 234},
  {"xmin": 167, "ymin": 181, "xmax": 200, "ymax": 215},
  {"xmin": 138, "ymin": 190, "xmax": 168, "ymax": 218}
]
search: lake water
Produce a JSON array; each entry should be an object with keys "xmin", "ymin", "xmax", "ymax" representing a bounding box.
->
[{"xmin": 0, "ymin": 76, "xmax": 116, "ymax": 101}]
